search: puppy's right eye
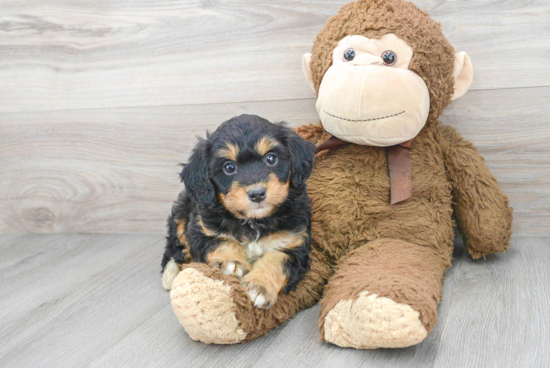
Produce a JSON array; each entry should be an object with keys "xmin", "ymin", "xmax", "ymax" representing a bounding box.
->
[
  {"xmin": 223, "ymin": 162, "xmax": 236, "ymax": 175},
  {"xmin": 265, "ymin": 153, "xmax": 278, "ymax": 166}
]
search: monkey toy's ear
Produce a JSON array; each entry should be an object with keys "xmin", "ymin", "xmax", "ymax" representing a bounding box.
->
[
  {"xmin": 180, "ymin": 138, "xmax": 217, "ymax": 208},
  {"xmin": 302, "ymin": 53, "xmax": 316, "ymax": 93},
  {"xmin": 451, "ymin": 51, "xmax": 474, "ymax": 101},
  {"xmin": 286, "ymin": 129, "xmax": 317, "ymax": 190}
]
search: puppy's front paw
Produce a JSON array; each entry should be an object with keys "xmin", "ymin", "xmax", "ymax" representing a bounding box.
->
[
  {"xmin": 209, "ymin": 259, "xmax": 252, "ymax": 278},
  {"xmin": 162, "ymin": 259, "xmax": 181, "ymax": 290},
  {"xmin": 242, "ymin": 273, "xmax": 279, "ymax": 309}
]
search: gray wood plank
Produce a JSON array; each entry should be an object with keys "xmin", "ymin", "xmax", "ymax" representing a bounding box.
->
[
  {"xmin": 0, "ymin": 98, "xmax": 317, "ymax": 234},
  {"xmin": 0, "ymin": 234, "xmax": 158, "ymax": 328},
  {"xmin": 1, "ymin": 87, "xmax": 548, "ymax": 235},
  {"xmin": 432, "ymin": 237, "xmax": 550, "ymax": 367},
  {"xmin": 0, "ymin": 0, "xmax": 549, "ymax": 112},
  {"xmin": 0, "ymin": 234, "xmax": 166, "ymax": 368},
  {"xmin": 1, "ymin": 235, "xmax": 544, "ymax": 368}
]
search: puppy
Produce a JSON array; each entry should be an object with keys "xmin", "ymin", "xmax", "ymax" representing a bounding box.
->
[{"xmin": 161, "ymin": 114, "xmax": 316, "ymax": 309}]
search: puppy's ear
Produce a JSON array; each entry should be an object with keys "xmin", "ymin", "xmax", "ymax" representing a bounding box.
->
[
  {"xmin": 286, "ymin": 129, "xmax": 316, "ymax": 190},
  {"xmin": 180, "ymin": 138, "xmax": 217, "ymax": 208}
]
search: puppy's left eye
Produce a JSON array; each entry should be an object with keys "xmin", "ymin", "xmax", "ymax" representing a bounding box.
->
[
  {"xmin": 265, "ymin": 153, "xmax": 278, "ymax": 166},
  {"xmin": 223, "ymin": 162, "xmax": 236, "ymax": 175}
]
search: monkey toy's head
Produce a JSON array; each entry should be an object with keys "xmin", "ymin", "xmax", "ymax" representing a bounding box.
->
[{"xmin": 302, "ymin": 0, "xmax": 473, "ymax": 147}]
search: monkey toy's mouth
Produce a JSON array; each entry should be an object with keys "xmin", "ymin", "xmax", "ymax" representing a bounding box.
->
[
  {"xmin": 323, "ymin": 110, "xmax": 406, "ymax": 123},
  {"xmin": 314, "ymin": 53, "xmax": 431, "ymax": 147},
  {"xmin": 320, "ymin": 106, "xmax": 424, "ymax": 147}
]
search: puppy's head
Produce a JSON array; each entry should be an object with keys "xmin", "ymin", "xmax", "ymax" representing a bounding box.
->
[{"xmin": 181, "ymin": 114, "xmax": 316, "ymax": 218}]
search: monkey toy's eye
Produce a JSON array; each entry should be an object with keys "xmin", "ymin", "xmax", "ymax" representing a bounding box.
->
[
  {"xmin": 382, "ymin": 50, "xmax": 397, "ymax": 66},
  {"xmin": 265, "ymin": 153, "xmax": 278, "ymax": 166},
  {"xmin": 223, "ymin": 162, "xmax": 236, "ymax": 175},
  {"xmin": 343, "ymin": 48, "xmax": 356, "ymax": 62}
]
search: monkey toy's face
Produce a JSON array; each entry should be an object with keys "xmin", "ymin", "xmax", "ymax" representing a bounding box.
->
[
  {"xmin": 302, "ymin": 33, "xmax": 473, "ymax": 147},
  {"xmin": 312, "ymin": 34, "xmax": 428, "ymax": 146}
]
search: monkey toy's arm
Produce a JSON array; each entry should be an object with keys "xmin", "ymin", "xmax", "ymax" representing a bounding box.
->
[{"xmin": 440, "ymin": 125, "xmax": 513, "ymax": 259}]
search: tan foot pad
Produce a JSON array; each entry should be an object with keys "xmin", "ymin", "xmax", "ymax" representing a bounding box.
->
[
  {"xmin": 324, "ymin": 291, "xmax": 427, "ymax": 349},
  {"xmin": 170, "ymin": 267, "xmax": 247, "ymax": 344}
]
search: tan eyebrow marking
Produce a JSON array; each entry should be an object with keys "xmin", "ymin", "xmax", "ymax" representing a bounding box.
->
[
  {"xmin": 255, "ymin": 137, "xmax": 279, "ymax": 156},
  {"xmin": 217, "ymin": 143, "xmax": 240, "ymax": 161}
]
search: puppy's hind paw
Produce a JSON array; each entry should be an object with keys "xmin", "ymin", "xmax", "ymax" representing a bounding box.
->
[{"xmin": 162, "ymin": 259, "xmax": 180, "ymax": 290}]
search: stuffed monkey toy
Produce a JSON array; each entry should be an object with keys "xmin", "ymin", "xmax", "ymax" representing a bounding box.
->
[{"xmin": 169, "ymin": 0, "xmax": 513, "ymax": 348}]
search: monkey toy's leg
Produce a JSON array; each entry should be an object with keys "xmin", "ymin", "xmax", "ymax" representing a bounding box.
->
[
  {"xmin": 170, "ymin": 249, "xmax": 332, "ymax": 344},
  {"xmin": 319, "ymin": 238, "xmax": 450, "ymax": 349}
]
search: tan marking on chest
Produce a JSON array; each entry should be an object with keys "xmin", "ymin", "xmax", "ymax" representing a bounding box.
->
[
  {"xmin": 243, "ymin": 230, "xmax": 306, "ymax": 262},
  {"xmin": 202, "ymin": 216, "xmax": 306, "ymax": 263}
]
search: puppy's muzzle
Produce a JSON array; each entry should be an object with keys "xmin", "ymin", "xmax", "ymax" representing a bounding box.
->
[{"xmin": 247, "ymin": 186, "xmax": 267, "ymax": 203}]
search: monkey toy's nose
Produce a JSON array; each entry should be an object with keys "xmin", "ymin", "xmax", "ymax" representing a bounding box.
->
[{"xmin": 247, "ymin": 187, "xmax": 267, "ymax": 203}]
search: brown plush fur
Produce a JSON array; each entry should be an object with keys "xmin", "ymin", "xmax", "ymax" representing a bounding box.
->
[
  {"xmin": 179, "ymin": 248, "xmax": 332, "ymax": 342},
  {"xmin": 170, "ymin": 0, "xmax": 513, "ymax": 346},
  {"xmin": 318, "ymin": 239, "xmax": 448, "ymax": 339}
]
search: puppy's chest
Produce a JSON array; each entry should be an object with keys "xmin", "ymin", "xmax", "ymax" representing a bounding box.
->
[
  {"xmin": 243, "ymin": 234, "xmax": 298, "ymax": 262},
  {"xmin": 242, "ymin": 238, "xmax": 273, "ymax": 262},
  {"xmin": 222, "ymin": 227, "xmax": 302, "ymax": 262}
]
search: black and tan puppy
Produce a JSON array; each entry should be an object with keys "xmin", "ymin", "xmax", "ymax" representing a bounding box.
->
[{"xmin": 161, "ymin": 114, "xmax": 316, "ymax": 309}]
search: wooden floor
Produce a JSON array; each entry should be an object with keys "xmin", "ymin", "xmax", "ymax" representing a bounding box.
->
[
  {"xmin": 2, "ymin": 0, "xmax": 550, "ymax": 236},
  {"xmin": 1, "ymin": 1, "xmax": 549, "ymax": 366},
  {"xmin": 0, "ymin": 235, "xmax": 548, "ymax": 368}
]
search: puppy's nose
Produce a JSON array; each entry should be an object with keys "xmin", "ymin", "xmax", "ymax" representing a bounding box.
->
[{"xmin": 247, "ymin": 187, "xmax": 267, "ymax": 203}]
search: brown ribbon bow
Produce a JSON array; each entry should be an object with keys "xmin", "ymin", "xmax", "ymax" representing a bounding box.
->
[{"xmin": 316, "ymin": 136, "xmax": 414, "ymax": 205}]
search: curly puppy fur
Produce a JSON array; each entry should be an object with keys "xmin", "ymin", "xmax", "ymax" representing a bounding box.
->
[{"xmin": 162, "ymin": 115, "xmax": 316, "ymax": 308}]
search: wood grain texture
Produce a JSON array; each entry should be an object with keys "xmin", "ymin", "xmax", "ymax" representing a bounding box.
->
[
  {"xmin": 0, "ymin": 235, "xmax": 548, "ymax": 367},
  {"xmin": 0, "ymin": 99, "xmax": 318, "ymax": 234},
  {"xmin": 432, "ymin": 237, "xmax": 550, "ymax": 367},
  {"xmin": 0, "ymin": 0, "xmax": 549, "ymax": 112},
  {"xmin": 0, "ymin": 234, "xmax": 167, "ymax": 367},
  {"xmin": 1, "ymin": 87, "xmax": 549, "ymax": 235}
]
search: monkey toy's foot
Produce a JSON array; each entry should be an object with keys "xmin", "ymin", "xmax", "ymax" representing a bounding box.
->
[
  {"xmin": 323, "ymin": 292, "xmax": 427, "ymax": 349},
  {"xmin": 170, "ymin": 264, "xmax": 248, "ymax": 344},
  {"xmin": 319, "ymin": 238, "xmax": 449, "ymax": 349}
]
